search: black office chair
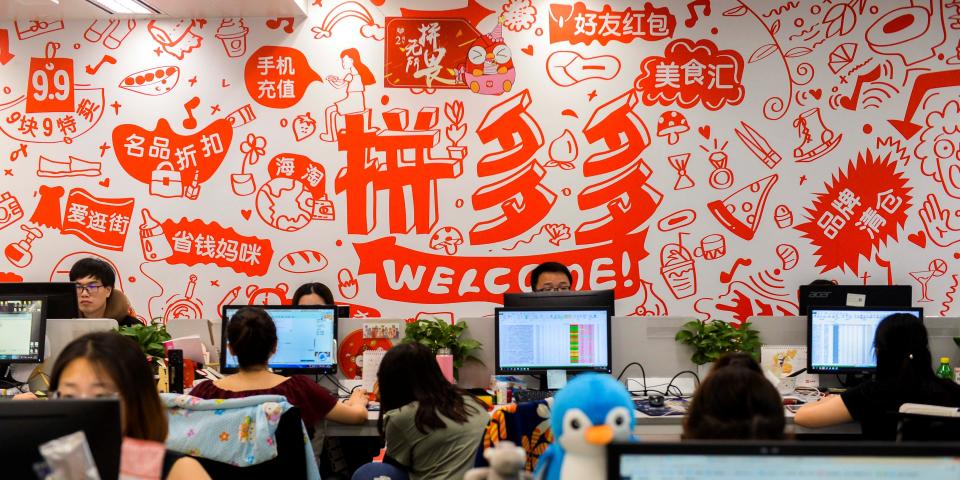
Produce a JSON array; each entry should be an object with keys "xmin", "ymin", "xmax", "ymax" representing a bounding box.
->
[
  {"xmin": 896, "ymin": 403, "xmax": 960, "ymax": 442},
  {"xmin": 192, "ymin": 407, "xmax": 309, "ymax": 479}
]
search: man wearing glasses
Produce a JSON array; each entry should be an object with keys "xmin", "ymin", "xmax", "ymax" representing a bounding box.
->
[
  {"xmin": 530, "ymin": 261, "xmax": 573, "ymax": 292},
  {"xmin": 69, "ymin": 258, "xmax": 139, "ymax": 327}
]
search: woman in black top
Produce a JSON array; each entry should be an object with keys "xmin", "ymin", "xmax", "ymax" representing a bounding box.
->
[{"xmin": 795, "ymin": 313, "xmax": 960, "ymax": 439}]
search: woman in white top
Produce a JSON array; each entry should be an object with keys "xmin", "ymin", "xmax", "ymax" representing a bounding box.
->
[{"xmin": 320, "ymin": 48, "xmax": 376, "ymax": 142}]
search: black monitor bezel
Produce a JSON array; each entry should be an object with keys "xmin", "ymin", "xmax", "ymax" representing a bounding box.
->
[
  {"xmin": 0, "ymin": 282, "xmax": 78, "ymax": 319},
  {"xmin": 0, "ymin": 295, "xmax": 46, "ymax": 364},
  {"xmin": 220, "ymin": 304, "xmax": 338, "ymax": 375},
  {"xmin": 797, "ymin": 284, "xmax": 912, "ymax": 315},
  {"xmin": 806, "ymin": 306, "xmax": 923, "ymax": 374},
  {"xmin": 494, "ymin": 306, "xmax": 613, "ymax": 375},
  {"xmin": 607, "ymin": 441, "xmax": 960, "ymax": 479},
  {"xmin": 503, "ymin": 289, "xmax": 616, "ymax": 316}
]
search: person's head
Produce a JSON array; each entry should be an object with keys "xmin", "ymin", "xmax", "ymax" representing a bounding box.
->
[
  {"xmin": 50, "ymin": 331, "xmax": 167, "ymax": 441},
  {"xmin": 340, "ymin": 48, "xmax": 375, "ymax": 85},
  {"xmin": 530, "ymin": 262, "xmax": 573, "ymax": 292},
  {"xmin": 874, "ymin": 313, "xmax": 934, "ymax": 382},
  {"xmin": 711, "ymin": 352, "xmax": 764, "ymax": 375},
  {"xmin": 69, "ymin": 257, "xmax": 117, "ymax": 318},
  {"xmin": 377, "ymin": 342, "xmax": 479, "ymax": 434},
  {"xmin": 683, "ymin": 354, "xmax": 785, "ymax": 440},
  {"xmin": 226, "ymin": 307, "xmax": 278, "ymax": 370},
  {"xmin": 292, "ymin": 282, "xmax": 335, "ymax": 306},
  {"xmin": 808, "ymin": 279, "xmax": 836, "ymax": 286}
]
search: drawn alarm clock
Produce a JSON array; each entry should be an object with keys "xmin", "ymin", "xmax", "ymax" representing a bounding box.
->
[{"xmin": 245, "ymin": 283, "xmax": 289, "ymax": 305}]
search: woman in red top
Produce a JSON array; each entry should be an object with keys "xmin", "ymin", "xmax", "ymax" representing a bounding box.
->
[{"xmin": 189, "ymin": 307, "xmax": 368, "ymax": 426}]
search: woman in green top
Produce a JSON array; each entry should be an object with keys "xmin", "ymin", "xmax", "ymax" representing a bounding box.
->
[{"xmin": 376, "ymin": 342, "xmax": 488, "ymax": 480}]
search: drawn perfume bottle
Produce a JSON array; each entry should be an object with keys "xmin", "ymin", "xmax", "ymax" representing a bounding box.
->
[{"xmin": 139, "ymin": 209, "xmax": 173, "ymax": 261}]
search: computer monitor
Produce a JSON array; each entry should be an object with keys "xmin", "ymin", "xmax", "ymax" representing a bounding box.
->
[
  {"xmin": 797, "ymin": 284, "xmax": 912, "ymax": 315},
  {"xmin": 608, "ymin": 441, "xmax": 960, "ymax": 479},
  {"xmin": 0, "ymin": 282, "xmax": 78, "ymax": 319},
  {"xmin": 0, "ymin": 296, "xmax": 46, "ymax": 364},
  {"xmin": 503, "ymin": 289, "xmax": 615, "ymax": 315},
  {"xmin": 0, "ymin": 399, "xmax": 122, "ymax": 479},
  {"xmin": 807, "ymin": 306, "xmax": 923, "ymax": 374},
  {"xmin": 495, "ymin": 307, "xmax": 612, "ymax": 376},
  {"xmin": 221, "ymin": 305, "xmax": 337, "ymax": 374}
]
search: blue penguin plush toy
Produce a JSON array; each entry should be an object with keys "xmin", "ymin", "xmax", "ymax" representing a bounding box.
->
[{"xmin": 533, "ymin": 373, "xmax": 636, "ymax": 480}]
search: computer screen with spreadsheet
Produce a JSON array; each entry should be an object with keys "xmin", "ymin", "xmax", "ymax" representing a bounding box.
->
[
  {"xmin": 495, "ymin": 307, "xmax": 611, "ymax": 374},
  {"xmin": 220, "ymin": 305, "xmax": 337, "ymax": 374},
  {"xmin": 807, "ymin": 307, "xmax": 922, "ymax": 373},
  {"xmin": 609, "ymin": 442, "xmax": 960, "ymax": 480}
]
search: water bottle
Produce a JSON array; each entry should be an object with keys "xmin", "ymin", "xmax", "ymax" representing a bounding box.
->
[{"xmin": 936, "ymin": 357, "xmax": 953, "ymax": 380}]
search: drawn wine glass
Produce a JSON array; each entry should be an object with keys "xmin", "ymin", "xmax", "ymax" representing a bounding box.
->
[
  {"xmin": 667, "ymin": 153, "xmax": 694, "ymax": 190},
  {"xmin": 910, "ymin": 258, "xmax": 947, "ymax": 303}
]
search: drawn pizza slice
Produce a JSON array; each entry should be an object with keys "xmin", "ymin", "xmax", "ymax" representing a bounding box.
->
[{"xmin": 707, "ymin": 174, "xmax": 778, "ymax": 241}]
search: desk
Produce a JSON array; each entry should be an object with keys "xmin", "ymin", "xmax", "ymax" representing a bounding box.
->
[{"xmin": 322, "ymin": 408, "xmax": 861, "ymax": 441}]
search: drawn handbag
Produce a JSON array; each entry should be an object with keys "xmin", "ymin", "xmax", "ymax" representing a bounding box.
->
[{"xmin": 150, "ymin": 162, "xmax": 184, "ymax": 198}]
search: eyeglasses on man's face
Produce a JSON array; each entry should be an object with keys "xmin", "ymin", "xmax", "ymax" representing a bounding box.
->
[{"xmin": 74, "ymin": 283, "xmax": 104, "ymax": 294}]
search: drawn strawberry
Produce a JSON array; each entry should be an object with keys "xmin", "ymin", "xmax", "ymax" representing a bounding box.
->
[{"xmin": 292, "ymin": 112, "xmax": 316, "ymax": 142}]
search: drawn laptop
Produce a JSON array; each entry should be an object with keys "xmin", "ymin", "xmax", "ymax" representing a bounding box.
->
[{"xmin": 608, "ymin": 441, "xmax": 960, "ymax": 480}]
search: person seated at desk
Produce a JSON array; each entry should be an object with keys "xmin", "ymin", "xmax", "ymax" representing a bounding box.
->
[
  {"xmin": 376, "ymin": 342, "xmax": 488, "ymax": 480},
  {"xmin": 16, "ymin": 332, "xmax": 210, "ymax": 479},
  {"xmin": 70, "ymin": 257, "xmax": 139, "ymax": 327},
  {"xmin": 795, "ymin": 313, "xmax": 960, "ymax": 440},
  {"xmin": 531, "ymin": 261, "xmax": 573, "ymax": 292},
  {"xmin": 189, "ymin": 307, "xmax": 368, "ymax": 426},
  {"xmin": 683, "ymin": 353, "xmax": 785, "ymax": 440},
  {"xmin": 292, "ymin": 282, "xmax": 335, "ymax": 305}
]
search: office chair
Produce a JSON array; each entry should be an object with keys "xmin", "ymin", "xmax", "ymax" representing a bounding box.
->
[
  {"xmin": 896, "ymin": 403, "xmax": 960, "ymax": 442},
  {"xmin": 192, "ymin": 407, "xmax": 309, "ymax": 479}
]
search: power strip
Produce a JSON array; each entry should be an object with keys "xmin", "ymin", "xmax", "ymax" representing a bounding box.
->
[{"xmin": 627, "ymin": 377, "xmax": 697, "ymax": 396}]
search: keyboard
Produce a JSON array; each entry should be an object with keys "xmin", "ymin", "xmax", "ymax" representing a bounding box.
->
[{"xmin": 514, "ymin": 389, "xmax": 555, "ymax": 403}]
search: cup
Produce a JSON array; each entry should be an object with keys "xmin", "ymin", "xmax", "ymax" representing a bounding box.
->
[
  {"xmin": 231, "ymin": 173, "xmax": 256, "ymax": 196},
  {"xmin": 694, "ymin": 234, "xmax": 726, "ymax": 260}
]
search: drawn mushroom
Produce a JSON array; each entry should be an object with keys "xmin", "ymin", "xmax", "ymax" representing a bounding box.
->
[
  {"xmin": 657, "ymin": 110, "xmax": 690, "ymax": 145},
  {"xmin": 429, "ymin": 227, "xmax": 463, "ymax": 255}
]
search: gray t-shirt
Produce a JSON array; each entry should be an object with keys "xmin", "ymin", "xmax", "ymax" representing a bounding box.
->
[{"xmin": 383, "ymin": 396, "xmax": 488, "ymax": 480}]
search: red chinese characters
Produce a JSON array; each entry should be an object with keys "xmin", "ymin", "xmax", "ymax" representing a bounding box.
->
[
  {"xmin": 470, "ymin": 90, "xmax": 556, "ymax": 245},
  {"xmin": 61, "ymin": 188, "xmax": 134, "ymax": 251},
  {"xmin": 635, "ymin": 38, "xmax": 745, "ymax": 111},
  {"xmin": 159, "ymin": 217, "xmax": 274, "ymax": 277},
  {"xmin": 244, "ymin": 46, "xmax": 322, "ymax": 108},
  {"xmin": 334, "ymin": 108, "xmax": 463, "ymax": 235},
  {"xmin": 111, "ymin": 118, "xmax": 233, "ymax": 200},
  {"xmin": 576, "ymin": 90, "xmax": 662, "ymax": 245},
  {"xmin": 549, "ymin": 2, "xmax": 676, "ymax": 46},
  {"xmin": 796, "ymin": 150, "xmax": 912, "ymax": 274}
]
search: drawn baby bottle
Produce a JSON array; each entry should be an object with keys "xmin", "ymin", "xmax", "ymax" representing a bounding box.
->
[{"xmin": 139, "ymin": 209, "xmax": 173, "ymax": 261}]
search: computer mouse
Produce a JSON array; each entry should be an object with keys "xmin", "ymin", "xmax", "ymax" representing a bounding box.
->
[{"xmin": 649, "ymin": 394, "xmax": 665, "ymax": 407}]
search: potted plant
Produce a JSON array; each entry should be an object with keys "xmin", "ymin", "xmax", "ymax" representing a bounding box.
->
[
  {"xmin": 116, "ymin": 319, "xmax": 171, "ymax": 368},
  {"xmin": 675, "ymin": 320, "xmax": 762, "ymax": 377},
  {"xmin": 402, "ymin": 318, "xmax": 482, "ymax": 379}
]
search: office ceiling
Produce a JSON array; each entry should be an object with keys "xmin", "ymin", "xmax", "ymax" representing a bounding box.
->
[{"xmin": 0, "ymin": 0, "xmax": 309, "ymax": 20}]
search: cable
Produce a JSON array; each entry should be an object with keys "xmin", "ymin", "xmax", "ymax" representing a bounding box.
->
[
  {"xmin": 324, "ymin": 374, "xmax": 353, "ymax": 395},
  {"xmin": 615, "ymin": 362, "xmax": 647, "ymax": 396},
  {"xmin": 665, "ymin": 370, "xmax": 700, "ymax": 398}
]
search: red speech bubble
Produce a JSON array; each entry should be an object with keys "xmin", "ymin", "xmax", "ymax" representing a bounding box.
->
[
  {"xmin": 160, "ymin": 217, "xmax": 275, "ymax": 277},
  {"xmin": 244, "ymin": 45, "xmax": 322, "ymax": 109},
  {"xmin": 634, "ymin": 38, "xmax": 745, "ymax": 111},
  {"xmin": 61, "ymin": 188, "xmax": 135, "ymax": 251}
]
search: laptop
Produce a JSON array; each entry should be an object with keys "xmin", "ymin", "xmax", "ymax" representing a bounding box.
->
[
  {"xmin": 45, "ymin": 318, "xmax": 118, "ymax": 362},
  {"xmin": 608, "ymin": 441, "xmax": 960, "ymax": 479},
  {"xmin": 165, "ymin": 318, "xmax": 219, "ymax": 358}
]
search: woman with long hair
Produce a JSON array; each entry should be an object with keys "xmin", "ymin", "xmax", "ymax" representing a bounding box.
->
[
  {"xmin": 376, "ymin": 342, "xmax": 487, "ymax": 479},
  {"xmin": 320, "ymin": 48, "xmax": 376, "ymax": 142},
  {"xmin": 795, "ymin": 313, "xmax": 960, "ymax": 439}
]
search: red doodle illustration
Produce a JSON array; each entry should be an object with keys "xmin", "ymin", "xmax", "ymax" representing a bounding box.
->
[
  {"xmin": 278, "ymin": 250, "xmax": 329, "ymax": 274},
  {"xmin": 660, "ymin": 233, "xmax": 697, "ymax": 299},
  {"xmin": 15, "ymin": 20, "xmax": 63, "ymax": 40},
  {"xmin": 383, "ymin": 17, "xmax": 482, "ymax": 90},
  {"xmin": 26, "ymin": 42, "xmax": 74, "ymax": 114},
  {"xmin": 232, "ymin": 133, "xmax": 265, "ymax": 197},
  {"xmin": 244, "ymin": 45, "xmax": 322, "ymax": 109},
  {"xmin": 865, "ymin": 0, "xmax": 945, "ymax": 66},
  {"xmin": 84, "ymin": 55, "xmax": 117, "ymax": 76},
  {"xmin": 546, "ymin": 51, "xmax": 621, "ymax": 87},
  {"xmin": 37, "ymin": 155, "xmax": 100, "ymax": 177},
  {"xmin": 30, "ymin": 185, "xmax": 64, "ymax": 230},
  {"xmin": 774, "ymin": 204, "xmax": 794, "ymax": 229},
  {"xmin": 502, "ymin": 0, "xmax": 538, "ymax": 32},
  {"xmin": 111, "ymin": 118, "xmax": 233, "ymax": 200},
  {"xmin": 635, "ymin": 38, "xmax": 744, "ymax": 111},
  {"xmin": 546, "ymin": 129, "xmax": 578, "ymax": 169},
  {"xmin": 256, "ymin": 153, "xmax": 335, "ymax": 231},
  {"xmin": 429, "ymin": 226, "xmax": 464, "ymax": 256},
  {"xmin": 119, "ymin": 66, "xmax": 179, "ymax": 96},
  {"xmin": 465, "ymin": 21, "xmax": 516, "ymax": 96},
  {"xmin": 313, "ymin": 1, "xmax": 385, "ymax": 40},
  {"xmin": 888, "ymin": 69, "xmax": 960, "ymax": 139},
  {"xmin": 792, "ymin": 107, "xmax": 841, "ymax": 162},
  {"xmin": 215, "ymin": 19, "xmax": 249, "ymax": 58},
  {"xmin": 335, "ymin": 107, "xmax": 463, "ymax": 235},
  {"xmin": 667, "ymin": 154, "xmax": 694, "ymax": 190},
  {"xmin": 265, "ymin": 17, "xmax": 295, "ymax": 34},
  {"xmin": 0, "ymin": 192, "xmax": 24, "ymax": 232},
  {"xmin": 657, "ymin": 209, "xmax": 696, "ymax": 232},
  {"xmin": 320, "ymin": 49, "xmax": 375, "ymax": 142},
  {"xmin": 84, "ymin": 19, "xmax": 135, "ymax": 49},
  {"xmin": 911, "ymin": 258, "xmax": 947, "ymax": 303},
  {"xmin": 4, "ymin": 225, "xmax": 43, "ymax": 268},
  {"xmin": 915, "ymin": 100, "xmax": 960, "ymax": 198},
  {"xmin": 0, "ymin": 28, "xmax": 13, "ymax": 66},
  {"xmin": 223, "ymin": 104, "xmax": 256, "ymax": 129},
  {"xmin": 0, "ymin": 272, "xmax": 23, "ymax": 282},
  {"xmin": 701, "ymin": 139, "xmax": 733, "ymax": 190},
  {"xmin": 918, "ymin": 194, "xmax": 960, "ymax": 247},
  {"xmin": 60, "ymin": 188, "xmax": 135, "ymax": 251},
  {"xmin": 504, "ymin": 223, "xmax": 572, "ymax": 251},
  {"xmin": 685, "ymin": 0, "xmax": 712, "ymax": 28},
  {"xmin": 735, "ymin": 121, "xmax": 781, "ymax": 169},
  {"xmin": 292, "ymin": 113, "xmax": 317, "ymax": 142},
  {"xmin": 245, "ymin": 283, "xmax": 290, "ymax": 305},
  {"xmin": 164, "ymin": 274, "xmax": 203, "ymax": 322},
  {"xmin": 153, "ymin": 217, "xmax": 274, "ymax": 276},
  {"xmin": 181, "ymin": 96, "xmax": 200, "ymax": 130},
  {"xmin": 549, "ymin": 2, "xmax": 676, "ymax": 46},
  {"xmin": 835, "ymin": 65, "xmax": 881, "ymax": 111},
  {"xmin": 147, "ymin": 20, "xmax": 202, "ymax": 60},
  {"xmin": 443, "ymin": 100, "xmax": 468, "ymax": 159},
  {"xmin": 656, "ymin": 111, "xmax": 689, "ymax": 146},
  {"xmin": 776, "ymin": 243, "xmax": 799, "ymax": 271},
  {"xmin": 629, "ymin": 279, "xmax": 669, "ymax": 316},
  {"xmin": 470, "ymin": 90, "xmax": 554, "ymax": 245},
  {"xmin": 708, "ymin": 174, "xmax": 778, "ymax": 241},
  {"xmin": 338, "ymin": 268, "xmax": 359, "ymax": 300},
  {"xmin": 694, "ymin": 233, "xmax": 726, "ymax": 261},
  {"xmin": 796, "ymin": 150, "xmax": 912, "ymax": 274},
  {"xmin": 577, "ymin": 90, "xmax": 661, "ymax": 245},
  {"xmin": 828, "ymin": 43, "xmax": 857, "ymax": 74}
]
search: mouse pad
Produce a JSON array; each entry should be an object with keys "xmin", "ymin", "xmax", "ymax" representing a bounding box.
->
[{"xmin": 634, "ymin": 397, "xmax": 689, "ymax": 416}]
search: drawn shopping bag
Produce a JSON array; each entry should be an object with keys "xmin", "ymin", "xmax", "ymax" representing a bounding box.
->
[
  {"xmin": 150, "ymin": 162, "xmax": 184, "ymax": 198},
  {"xmin": 26, "ymin": 42, "xmax": 75, "ymax": 113}
]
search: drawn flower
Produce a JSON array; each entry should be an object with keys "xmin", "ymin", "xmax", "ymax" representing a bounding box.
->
[
  {"xmin": 502, "ymin": 0, "xmax": 537, "ymax": 32},
  {"xmin": 239, "ymin": 133, "xmax": 267, "ymax": 165},
  {"xmin": 219, "ymin": 431, "xmax": 230, "ymax": 442}
]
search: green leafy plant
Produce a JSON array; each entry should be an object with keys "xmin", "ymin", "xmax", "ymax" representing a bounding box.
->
[
  {"xmin": 116, "ymin": 320, "xmax": 171, "ymax": 366},
  {"xmin": 402, "ymin": 318, "xmax": 482, "ymax": 373},
  {"xmin": 675, "ymin": 320, "xmax": 762, "ymax": 365}
]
